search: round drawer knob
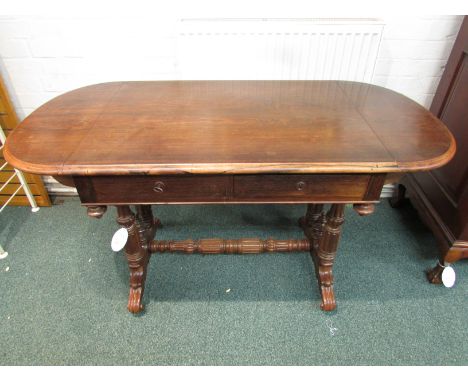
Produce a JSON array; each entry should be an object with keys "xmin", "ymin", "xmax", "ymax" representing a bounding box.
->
[
  {"xmin": 153, "ymin": 181, "xmax": 166, "ymax": 193},
  {"xmin": 296, "ymin": 181, "xmax": 306, "ymax": 191}
]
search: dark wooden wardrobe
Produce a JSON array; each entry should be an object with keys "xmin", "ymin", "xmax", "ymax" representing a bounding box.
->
[{"xmin": 393, "ymin": 16, "xmax": 468, "ymax": 282}]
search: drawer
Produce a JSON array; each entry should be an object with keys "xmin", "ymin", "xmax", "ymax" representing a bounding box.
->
[
  {"xmin": 74, "ymin": 175, "xmax": 231, "ymax": 204},
  {"xmin": 74, "ymin": 173, "xmax": 385, "ymax": 205},
  {"xmin": 232, "ymin": 174, "xmax": 373, "ymax": 202}
]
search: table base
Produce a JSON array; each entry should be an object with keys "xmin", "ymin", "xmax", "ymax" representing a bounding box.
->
[{"xmin": 88, "ymin": 203, "xmax": 374, "ymax": 313}]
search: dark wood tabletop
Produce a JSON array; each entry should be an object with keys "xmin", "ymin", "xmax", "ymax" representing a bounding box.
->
[{"xmin": 4, "ymin": 81, "xmax": 455, "ymax": 176}]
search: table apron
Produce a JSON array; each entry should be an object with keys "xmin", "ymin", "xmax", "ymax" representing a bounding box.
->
[{"xmin": 73, "ymin": 173, "xmax": 386, "ymax": 205}]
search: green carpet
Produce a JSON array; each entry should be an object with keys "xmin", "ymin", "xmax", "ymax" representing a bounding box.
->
[{"xmin": 0, "ymin": 198, "xmax": 466, "ymax": 365}]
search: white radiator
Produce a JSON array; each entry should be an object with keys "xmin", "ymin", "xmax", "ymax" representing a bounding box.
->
[{"xmin": 177, "ymin": 18, "xmax": 384, "ymax": 81}]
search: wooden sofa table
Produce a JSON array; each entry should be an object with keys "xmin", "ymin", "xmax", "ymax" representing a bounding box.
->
[{"xmin": 4, "ymin": 81, "xmax": 455, "ymax": 313}]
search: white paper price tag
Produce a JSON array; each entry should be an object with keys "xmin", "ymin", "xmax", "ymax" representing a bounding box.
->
[
  {"xmin": 441, "ymin": 265, "xmax": 456, "ymax": 288},
  {"xmin": 111, "ymin": 228, "xmax": 128, "ymax": 252}
]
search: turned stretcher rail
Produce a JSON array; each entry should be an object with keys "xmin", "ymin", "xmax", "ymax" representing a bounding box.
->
[{"xmin": 149, "ymin": 238, "xmax": 310, "ymax": 254}]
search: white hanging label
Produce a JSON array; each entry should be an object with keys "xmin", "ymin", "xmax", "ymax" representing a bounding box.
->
[
  {"xmin": 111, "ymin": 228, "xmax": 128, "ymax": 252},
  {"xmin": 441, "ymin": 265, "xmax": 456, "ymax": 288}
]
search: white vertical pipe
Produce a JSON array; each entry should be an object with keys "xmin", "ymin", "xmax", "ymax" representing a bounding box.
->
[{"xmin": 0, "ymin": 125, "xmax": 39, "ymax": 212}]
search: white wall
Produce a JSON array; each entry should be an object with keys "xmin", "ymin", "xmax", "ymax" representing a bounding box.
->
[
  {"xmin": 373, "ymin": 15, "xmax": 463, "ymax": 106},
  {"xmin": 0, "ymin": 16, "xmax": 463, "ymax": 120}
]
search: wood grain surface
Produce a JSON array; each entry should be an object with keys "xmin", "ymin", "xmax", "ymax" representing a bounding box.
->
[{"xmin": 4, "ymin": 81, "xmax": 455, "ymax": 176}]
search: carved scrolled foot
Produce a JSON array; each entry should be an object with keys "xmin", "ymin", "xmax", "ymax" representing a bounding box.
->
[
  {"xmin": 318, "ymin": 266, "xmax": 336, "ymax": 311},
  {"xmin": 127, "ymin": 263, "xmax": 148, "ymax": 313},
  {"xmin": 320, "ymin": 289, "xmax": 336, "ymax": 311},
  {"xmin": 426, "ymin": 262, "xmax": 444, "ymax": 284},
  {"xmin": 128, "ymin": 287, "xmax": 144, "ymax": 313}
]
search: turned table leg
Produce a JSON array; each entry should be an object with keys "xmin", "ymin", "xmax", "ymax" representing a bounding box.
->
[
  {"xmin": 299, "ymin": 203, "xmax": 325, "ymax": 252},
  {"xmin": 314, "ymin": 204, "xmax": 345, "ymax": 311},
  {"xmin": 116, "ymin": 205, "xmax": 151, "ymax": 314},
  {"xmin": 135, "ymin": 205, "xmax": 159, "ymax": 242},
  {"xmin": 300, "ymin": 203, "xmax": 344, "ymax": 311}
]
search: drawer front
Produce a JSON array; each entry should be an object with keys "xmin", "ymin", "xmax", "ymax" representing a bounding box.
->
[
  {"xmin": 75, "ymin": 173, "xmax": 385, "ymax": 205},
  {"xmin": 233, "ymin": 174, "xmax": 373, "ymax": 202},
  {"xmin": 74, "ymin": 175, "xmax": 231, "ymax": 204}
]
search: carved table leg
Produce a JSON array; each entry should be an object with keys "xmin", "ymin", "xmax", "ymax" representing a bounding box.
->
[
  {"xmin": 301, "ymin": 203, "xmax": 345, "ymax": 311},
  {"xmin": 314, "ymin": 204, "xmax": 345, "ymax": 311},
  {"xmin": 140, "ymin": 205, "xmax": 163, "ymax": 230},
  {"xmin": 135, "ymin": 205, "xmax": 159, "ymax": 242},
  {"xmin": 299, "ymin": 204, "xmax": 325, "ymax": 252},
  {"xmin": 116, "ymin": 205, "xmax": 150, "ymax": 313}
]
